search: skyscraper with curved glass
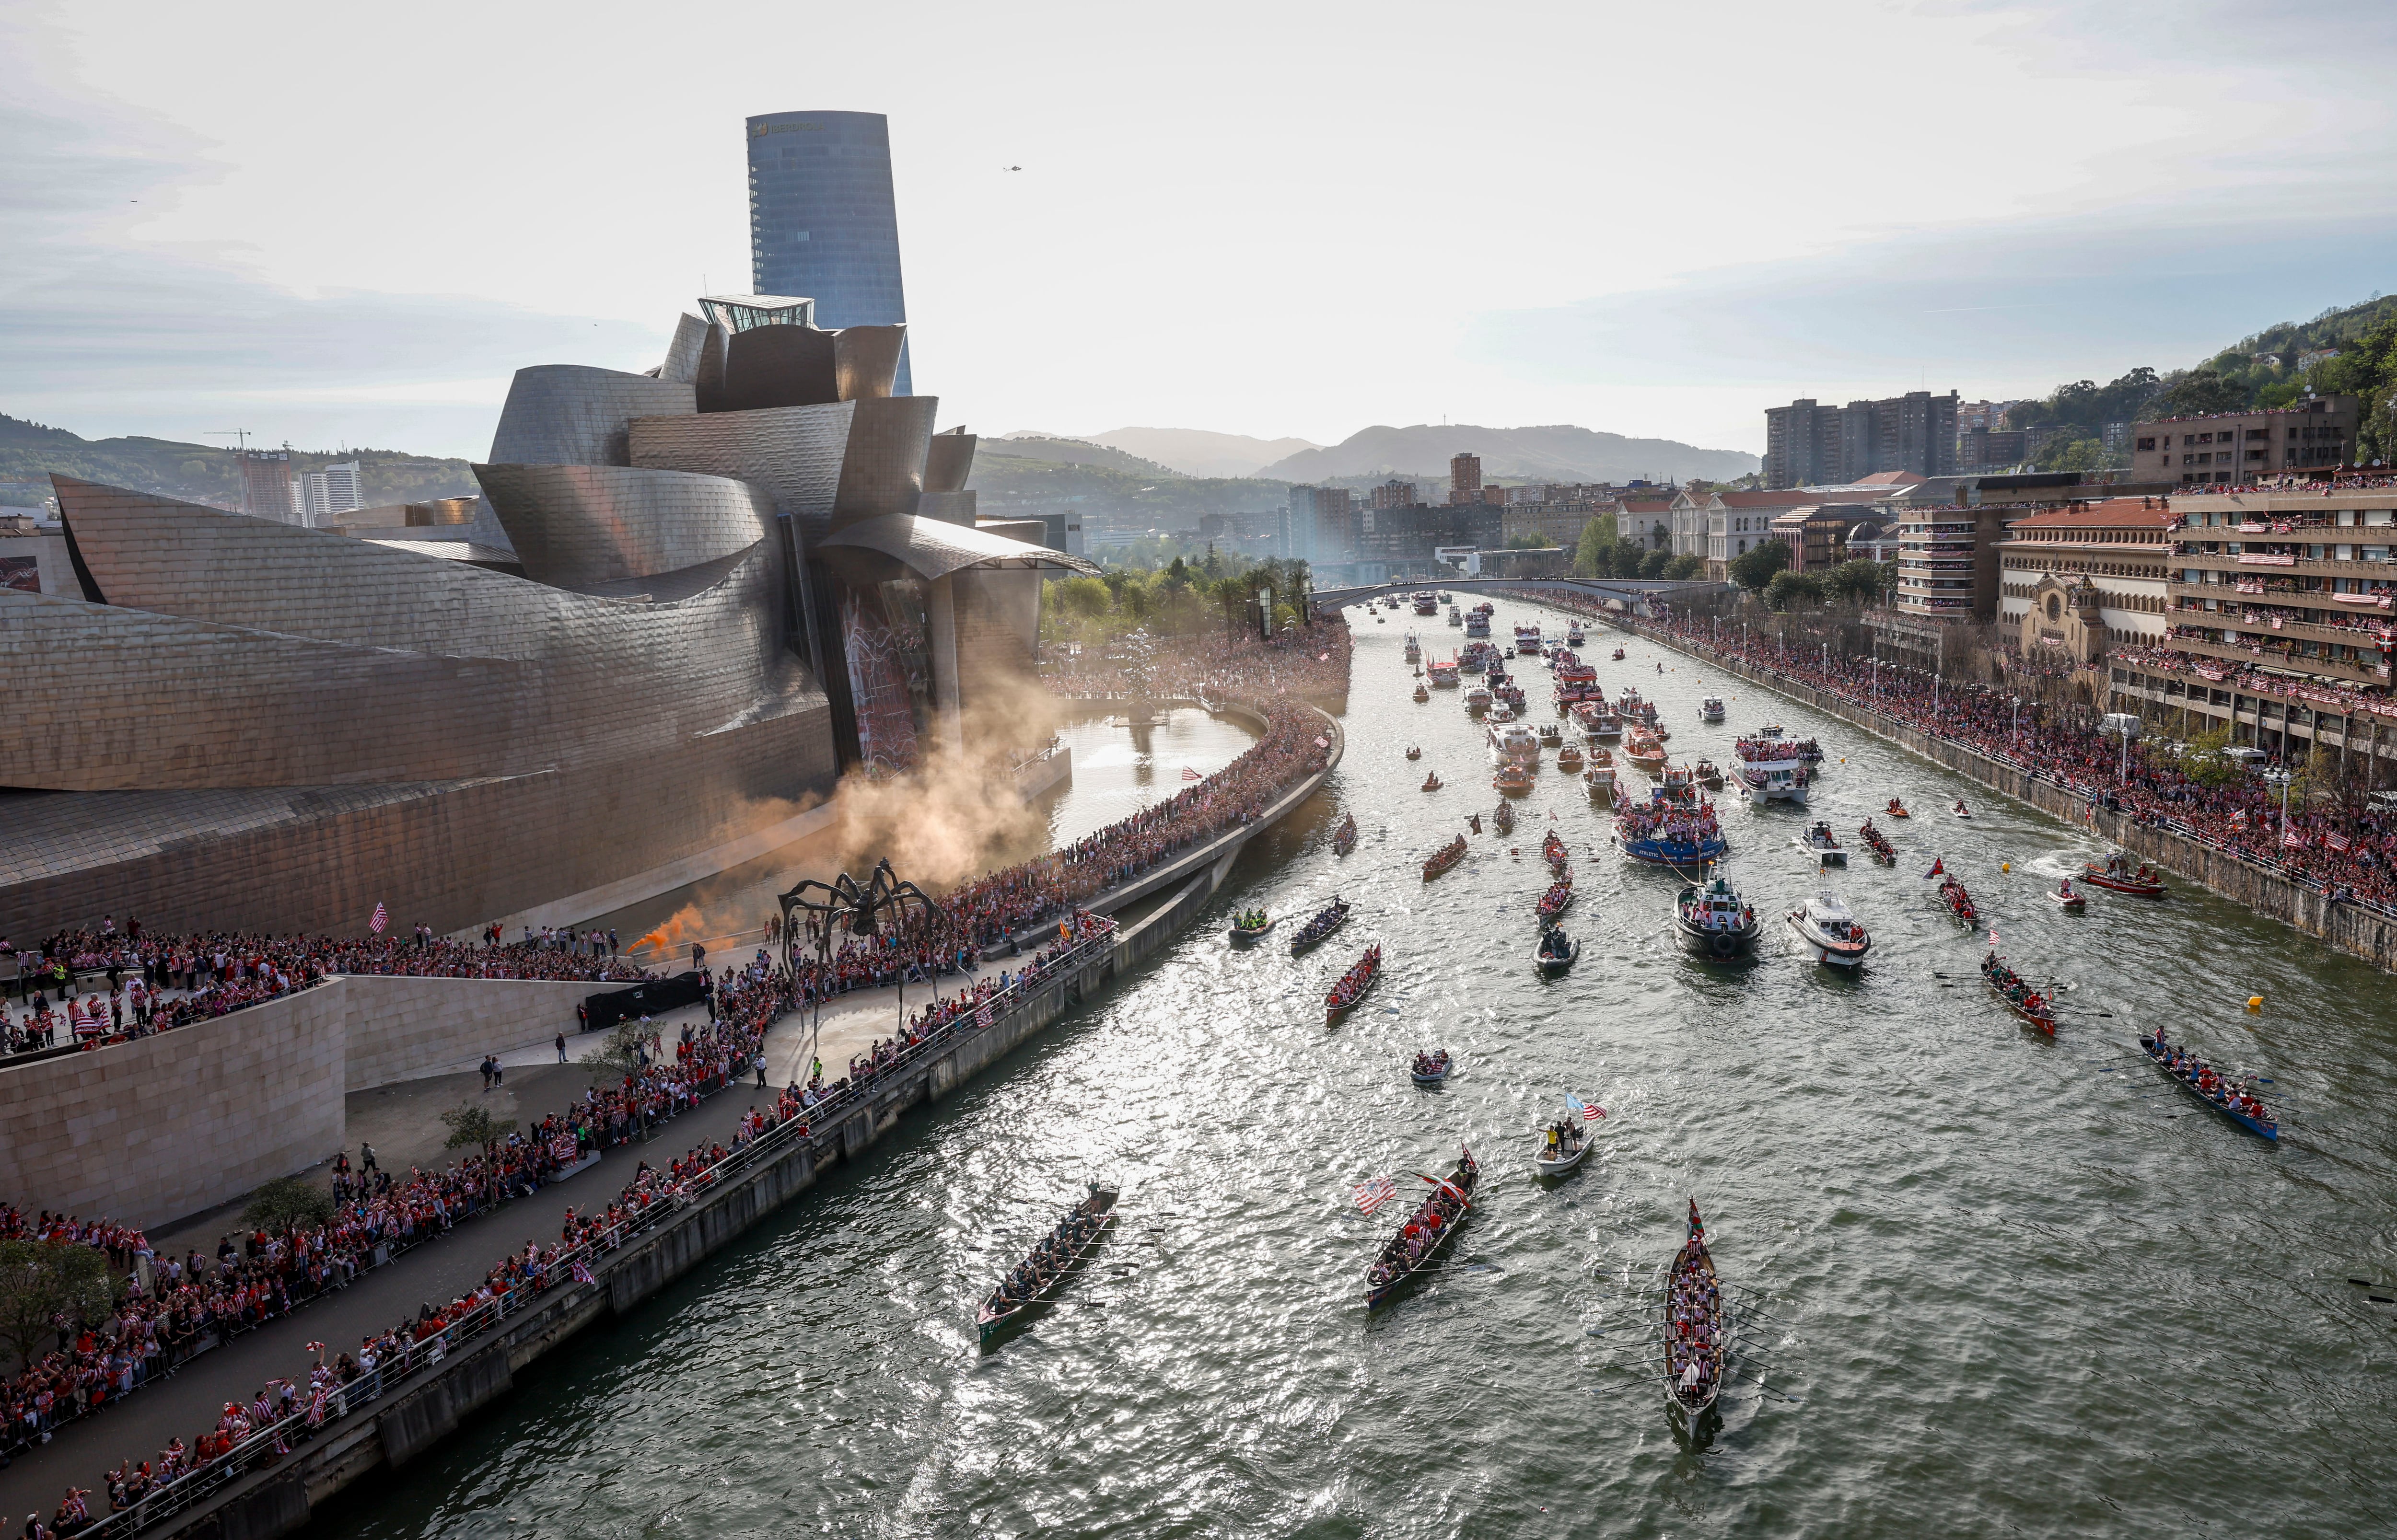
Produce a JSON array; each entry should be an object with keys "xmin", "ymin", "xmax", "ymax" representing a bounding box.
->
[{"xmin": 747, "ymin": 110, "xmax": 911, "ymax": 394}]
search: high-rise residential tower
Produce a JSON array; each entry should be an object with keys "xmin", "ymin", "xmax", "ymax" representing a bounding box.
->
[{"xmin": 746, "ymin": 110, "xmax": 912, "ymax": 394}]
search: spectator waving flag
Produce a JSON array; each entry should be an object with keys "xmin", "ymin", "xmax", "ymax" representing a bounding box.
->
[
  {"xmin": 2328, "ymin": 830, "xmax": 2352, "ymax": 851},
  {"xmin": 2283, "ymin": 825, "xmax": 2306, "ymax": 849},
  {"xmin": 1352, "ymin": 1176, "xmax": 1398, "ymax": 1215},
  {"xmin": 1567, "ymin": 1092, "xmax": 1606, "ymax": 1122},
  {"xmin": 369, "ymin": 902, "xmax": 388, "ymax": 934},
  {"xmin": 1182, "ymin": 766, "xmax": 1202, "ymax": 781}
]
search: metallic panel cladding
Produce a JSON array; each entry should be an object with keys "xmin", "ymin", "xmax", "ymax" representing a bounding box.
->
[
  {"xmin": 489, "ymin": 365, "xmax": 697, "ymax": 465},
  {"xmin": 471, "ymin": 464, "xmax": 774, "ymax": 589},
  {"xmin": 629, "ymin": 402, "xmax": 858, "ymax": 542},
  {"xmin": 831, "ymin": 396, "xmax": 940, "ymax": 531}
]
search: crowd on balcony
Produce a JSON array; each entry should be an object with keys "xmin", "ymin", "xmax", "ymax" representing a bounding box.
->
[{"xmin": 1045, "ymin": 624, "xmax": 1353, "ymax": 703}]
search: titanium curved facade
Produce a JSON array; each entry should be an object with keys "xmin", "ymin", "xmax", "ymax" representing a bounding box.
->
[
  {"xmin": 472, "ymin": 464, "xmax": 773, "ymax": 590},
  {"xmin": 489, "ymin": 365, "xmax": 698, "ymax": 466},
  {"xmin": 747, "ymin": 110, "xmax": 911, "ymax": 394}
]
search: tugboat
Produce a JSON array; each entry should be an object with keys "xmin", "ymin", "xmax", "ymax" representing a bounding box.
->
[
  {"xmin": 1662, "ymin": 1200, "xmax": 1728, "ymax": 1418},
  {"xmin": 1364, "ymin": 1149, "xmax": 1478, "ymax": 1309},
  {"xmin": 1786, "ymin": 892, "xmax": 1871, "ymax": 967},
  {"xmin": 1227, "ymin": 908, "xmax": 1277, "ymax": 946},
  {"xmin": 1675, "ymin": 871, "xmax": 1760, "ymax": 959},
  {"xmin": 2140, "ymin": 1031, "xmax": 2278, "ymax": 1140},
  {"xmin": 1332, "ymin": 813, "xmax": 1358, "ymax": 857},
  {"xmin": 1699, "ymin": 695, "xmax": 1726, "ymax": 722},
  {"xmin": 1289, "ymin": 898, "xmax": 1350, "ymax": 953},
  {"xmin": 1409, "ymin": 1048, "xmax": 1453, "ymax": 1087},
  {"xmin": 1325, "ymin": 946, "xmax": 1382, "ymax": 1025},
  {"xmin": 2083, "ymin": 852, "xmax": 2167, "ymax": 897},
  {"xmin": 1794, "ymin": 820, "xmax": 1848, "ymax": 867},
  {"xmin": 1536, "ymin": 925, "xmax": 1580, "ymax": 976},
  {"xmin": 977, "ymin": 1184, "xmax": 1120, "ymax": 1346},
  {"xmin": 1980, "ymin": 949, "xmax": 2055, "ymax": 1035}
]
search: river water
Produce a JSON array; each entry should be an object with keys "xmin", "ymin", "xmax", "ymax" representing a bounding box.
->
[{"xmin": 316, "ymin": 599, "xmax": 2397, "ymax": 1540}]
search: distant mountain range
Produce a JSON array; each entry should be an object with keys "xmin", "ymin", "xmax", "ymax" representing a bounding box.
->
[
  {"xmin": 983, "ymin": 435, "xmax": 1187, "ymax": 479},
  {"xmin": 1082, "ymin": 427, "xmax": 1321, "ymax": 479},
  {"xmin": 0, "ymin": 414, "xmax": 477, "ymax": 512},
  {"xmin": 1255, "ymin": 423, "xmax": 1757, "ymax": 486}
]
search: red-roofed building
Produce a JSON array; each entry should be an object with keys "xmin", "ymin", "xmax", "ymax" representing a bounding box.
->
[
  {"xmin": 1997, "ymin": 497, "xmax": 2177, "ymax": 665},
  {"xmin": 1706, "ymin": 487, "xmax": 1886, "ymax": 579}
]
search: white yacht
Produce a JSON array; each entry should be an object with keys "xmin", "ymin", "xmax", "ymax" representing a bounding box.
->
[
  {"xmin": 1700, "ymin": 695, "xmax": 1726, "ymax": 722},
  {"xmin": 1487, "ymin": 720, "xmax": 1542, "ymax": 767},
  {"xmin": 1787, "ymin": 892, "xmax": 1871, "ymax": 967},
  {"xmin": 1404, "ymin": 633, "xmax": 1422, "ymax": 664}
]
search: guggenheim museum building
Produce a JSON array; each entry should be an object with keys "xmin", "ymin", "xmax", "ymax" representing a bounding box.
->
[{"xmin": 0, "ymin": 295, "xmax": 1095, "ymax": 939}]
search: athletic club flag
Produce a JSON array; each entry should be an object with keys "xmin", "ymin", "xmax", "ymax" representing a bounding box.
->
[
  {"xmin": 1182, "ymin": 766, "xmax": 1201, "ymax": 781},
  {"xmin": 2283, "ymin": 826, "xmax": 2306, "ymax": 849},
  {"xmin": 369, "ymin": 902, "xmax": 388, "ymax": 934},
  {"xmin": 2328, "ymin": 830, "xmax": 2352, "ymax": 851},
  {"xmin": 1352, "ymin": 1176, "xmax": 1398, "ymax": 1215}
]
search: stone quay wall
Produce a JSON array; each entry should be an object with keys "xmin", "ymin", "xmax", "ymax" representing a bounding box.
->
[
  {"xmin": 151, "ymin": 704, "xmax": 1341, "ymax": 1540},
  {"xmin": 1617, "ymin": 621, "xmax": 2397, "ymax": 974},
  {"xmin": 0, "ymin": 982, "xmax": 348, "ymax": 1230},
  {"xmin": 337, "ymin": 976, "xmax": 601, "ymax": 1091}
]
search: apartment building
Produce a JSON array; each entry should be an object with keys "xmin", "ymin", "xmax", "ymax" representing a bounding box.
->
[
  {"xmin": 1892, "ymin": 503, "xmax": 2016, "ymax": 625},
  {"xmin": 1995, "ymin": 498, "xmax": 2175, "ymax": 664},
  {"xmin": 2108, "ymin": 485, "xmax": 2397, "ymax": 759},
  {"xmin": 1500, "ymin": 506, "xmax": 1597, "ymax": 549},
  {"xmin": 2129, "ymin": 395, "xmax": 2359, "ymax": 486},
  {"xmin": 1705, "ymin": 488, "xmax": 1886, "ymax": 579},
  {"xmin": 1762, "ymin": 391, "xmax": 1961, "ymax": 487},
  {"xmin": 1448, "ymin": 452, "xmax": 1483, "ymax": 505},
  {"xmin": 1370, "ymin": 478, "xmax": 1418, "ymax": 510}
]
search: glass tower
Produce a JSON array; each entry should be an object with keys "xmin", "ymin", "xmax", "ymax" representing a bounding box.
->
[{"xmin": 746, "ymin": 110, "xmax": 911, "ymax": 394}]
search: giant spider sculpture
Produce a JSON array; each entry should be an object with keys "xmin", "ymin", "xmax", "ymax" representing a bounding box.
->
[{"xmin": 777, "ymin": 858, "xmax": 941, "ymax": 1079}]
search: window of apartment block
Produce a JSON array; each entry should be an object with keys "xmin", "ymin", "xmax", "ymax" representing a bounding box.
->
[
  {"xmin": 2137, "ymin": 437, "xmax": 2156, "ymax": 451},
  {"xmin": 2246, "ymin": 428, "xmax": 2269, "ymax": 440}
]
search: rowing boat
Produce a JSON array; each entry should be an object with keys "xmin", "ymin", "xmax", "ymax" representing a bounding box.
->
[
  {"xmin": 977, "ymin": 1184, "xmax": 1119, "ymax": 1344},
  {"xmin": 1493, "ymin": 801, "xmax": 1515, "ymax": 836},
  {"xmin": 1422, "ymin": 835, "xmax": 1468, "ymax": 880},
  {"xmin": 1325, "ymin": 946, "xmax": 1382, "ymax": 1025},
  {"xmin": 1980, "ymin": 950, "xmax": 2055, "ymax": 1035},
  {"xmin": 1332, "ymin": 813, "xmax": 1358, "ymax": 857},
  {"xmin": 1364, "ymin": 1150, "xmax": 1478, "ymax": 1308},
  {"xmin": 1662, "ymin": 1200, "xmax": 1727, "ymax": 1417},
  {"xmin": 1289, "ymin": 898, "xmax": 1350, "ymax": 953},
  {"xmin": 2139, "ymin": 1032, "xmax": 2278, "ymax": 1140},
  {"xmin": 1536, "ymin": 878, "xmax": 1574, "ymax": 923}
]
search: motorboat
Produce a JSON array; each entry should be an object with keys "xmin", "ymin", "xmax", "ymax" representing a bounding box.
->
[
  {"xmin": 1734, "ymin": 736, "xmax": 1810, "ymax": 804},
  {"xmin": 1557, "ymin": 741, "xmax": 1585, "ymax": 773},
  {"xmin": 1412, "ymin": 683, "xmax": 1430, "ymax": 703},
  {"xmin": 1699, "ymin": 695, "xmax": 1726, "ymax": 722},
  {"xmin": 1659, "ymin": 764, "xmax": 1698, "ymax": 803},
  {"xmin": 1662, "ymin": 1201, "xmax": 1728, "ymax": 1417},
  {"xmin": 1227, "ymin": 909, "xmax": 1277, "ymax": 946},
  {"xmin": 2084, "ymin": 852, "xmax": 2166, "ymax": 897},
  {"xmin": 1494, "ymin": 762, "xmax": 1537, "ymax": 795},
  {"xmin": 1794, "ymin": 821, "xmax": 1848, "ymax": 867},
  {"xmin": 1625, "ymin": 731, "xmax": 1668, "ymax": 775},
  {"xmin": 1565, "ymin": 623, "xmax": 1586, "ymax": 646},
  {"xmin": 1886, "ymin": 798, "xmax": 1910, "ymax": 819},
  {"xmin": 1486, "ymin": 701, "xmax": 1517, "ymax": 724},
  {"xmin": 977, "ymin": 1185, "xmax": 1119, "ymax": 1345},
  {"xmin": 1488, "ymin": 720, "xmax": 1541, "ymax": 767},
  {"xmin": 1538, "ymin": 719, "xmax": 1564, "ymax": 747},
  {"xmin": 1583, "ymin": 750, "xmax": 1617, "ymax": 807},
  {"xmin": 1464, "ymin": 684, "xmax": 1493, "ymax": 713},
  {"xmin": 1675, "ymin": 872, "xmax": 1759, "ymax": 959},
  {"xmin": 1447, "ymin": 607, "xmax": 1463, "ymax": 626},
  {"xmin": 1533, "ymin": 1106, "xmax": 1591, "ymax": 1173},
  {"xmin": 1404, "ymin": 633, "xmax": 1422, "ymax": 663},
  {"xmin": 1409, "ymin": 1048, "xmax": 1453, "ymax": 1087},
  {"xmin": 1692, "ymin": 758, "xmax": 1724, "ymax": 790},
  {"xmin": 2048, "ymin": 877, "xmax": 2086, "ymax": 910},
  {"xmin": 1785, "ymin": 892, "xmax": 1870, "ymax": 967},
  {"xmin": 1611, "ymin": 647, "xmax": 1627, "ymax": 661},
  {"xmin": 1536, "ymin": 926, "xmax": 1580, "ymax": 976}
]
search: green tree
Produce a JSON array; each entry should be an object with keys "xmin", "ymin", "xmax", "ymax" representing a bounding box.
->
[
  {"xmin": 1573, "ymin": 519, "xmax": 1611, "ymax": 579},
  {"xmin": 2173, "ymin": 726, "xmax": 2248, "ymax": 790},
  {"xmin": 1162, "ymin": 555, "xmax": 1191, "ymax": 590},
  {"xmin": 0, "ymin": 1239, "xmax": 116, "ymax": 1373},
  {"xmin": 1762, "ymin": 570, "xmax": 1824, "ymax": 612},
  {"xmin": 243, "ymin": 1175, "xmax": 334, "ymax": 1233},
  {"xmin": 2032, "ymin": 436, "xmax": 2111, "ymax": 473},
  {"xmin": 1638, "ymin": 548, "xmax": 1672, "ymax": 579},
  {"xmin": 1507, "ymin": 533, "xmax": 1547, "ymax": 550},
  {"xmin": 2322, "ymin": 313, "xmax": 2397, "ymax": 464},
  {"xmin": 2152, "ymin": 367, "xmax": 2248, "ymax": 417},
  {"xmin": 1727, "ymin": 541, "xmax": 1790, "ymax": 592},
  {"xmin": 440, "ymin": 1102, "xmax": 518, "ymax": 1152},
  {"xmin": 1054, "ymin": 576, "xmax": 1110, "ymax": 619},
  {"xmin": 1664, "ymin": 554, "xmax": 1707, "ymax": 580}
]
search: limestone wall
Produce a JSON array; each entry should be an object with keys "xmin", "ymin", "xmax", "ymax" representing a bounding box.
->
[
  {"xmin": 337, "ymin": 976, "xmax": 599, "ymax": 1091},
  {"xmin": 0, "ymin": 981, "xmax": 347, "ymax": 1229}
]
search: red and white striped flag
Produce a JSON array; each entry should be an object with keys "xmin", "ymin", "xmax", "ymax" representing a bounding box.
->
[
  {"xmin": 1352, "ymin": 1176, "xmax": 1398, "ymax": 1215},
  {"xmin": 2328, "ymin": 830, "xmax": 2352, "ymax": 851},
  {"xmin": 1181, "ymin": 766, "xmax": 1201, "ymax": 781},
  {"xmin": 369, "ymin": 902, "xmax": 388, "ymax": 934},
  {"xmin": 2283, "ymin": 826, "xmax": 2306, "ymax": 849}
]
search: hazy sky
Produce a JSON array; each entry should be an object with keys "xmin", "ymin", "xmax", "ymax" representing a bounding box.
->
[{"xmin": 5, "ymin": 0, "xmax": 2393, "ymax": 462}]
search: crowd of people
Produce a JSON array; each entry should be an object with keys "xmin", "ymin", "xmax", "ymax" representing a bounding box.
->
[
  {"xmin": 1046, "ymin": 624, "xmax": 1353, "ymax": 705},
  {"xmin": 1, "ymin": 923, "xmax": 652, "ymax": 1057},
  {"xmin": 1664, "ymin": 1216, "xmax": 1725, "ymax": 1408},
  {"xmin": 1511, "ymin": 585, "xmax": 2397, "ymax": 919}
]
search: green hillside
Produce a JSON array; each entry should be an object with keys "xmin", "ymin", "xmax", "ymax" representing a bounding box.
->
[
  {"xmin": 0, "ymin": 415, "xmax": 480, "ymax": 511},
  {"xmin": 966, "ymin": 452, "xmax": 1287, "ymax": 528}
]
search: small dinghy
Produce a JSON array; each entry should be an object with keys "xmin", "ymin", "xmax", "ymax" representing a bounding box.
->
[
  {"xmin": 2141, "ymin": 1031, "xmax": 2278, "ymax": 1141},
  {"xmin": 1413, "ymin": 683, "xmax": 1430, "ymax": 703},
  {"xmin": 1364, "ymin": 1150, "xmax": 1478, "ymax": 1309},
  {"xmin": 1325, "ymin": 945, "xmax": 1382, "ymax": 1025},
  {"xmin": 1533, "ymin": 1105, "xmax": 1593, "ymax": 1175},
  {"xmin": 1405, "ymin": 745, "xmax": 1422, "ymax": 761},
  {"xmin": 1536, "ymin": 925, "xmax": 1580, "ymax": 976},
  {"xmin": 2048, "ymin": 878, "xmax": 2085, "ymax": 911},
  {"xmin": 1227, "ymin": 909, "xmax": 1276, "ymax": 945},
  {"xmin": 1422, "ymin": 770, "xmax": 1444, "ymax": 792},
  {"xmin": 1289, "ymin": 897, "xmax": 1350, "ymax": 953},
  {"xmin": 977, "ymin": 1184, "xmax": 1119, "ymax": 1344},
  {"xmin": 1662, "ymin": 1200, "xmax": 1728, "ymax": 1417},
  {"xmin": 1409, "ymin": 1048, "xmax": 1452, "ymax": 1087},
  {"xmin": 1886, "ymin": 799, "xmax": 1910, "ymax": 819},
  {"xmin": 1333, "ymin": 813, "xmax": 1358, "ymax": 857}
]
